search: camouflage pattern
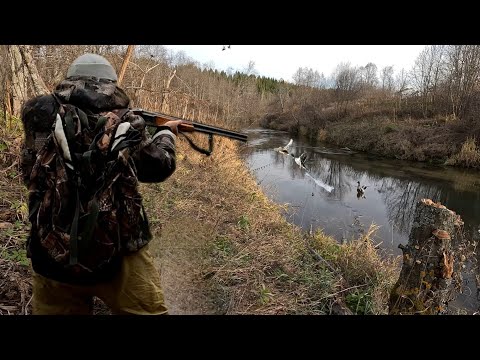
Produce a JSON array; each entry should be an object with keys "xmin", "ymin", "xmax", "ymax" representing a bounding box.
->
[
  {"xmin": 27, "ymin": 104, "xmax": 151, "ymax": 279},
  {"xmin": 54, "ymin": 77, "xmax": 130, "ymax": 113},
  {"xmin": 21, "ymin": 77, "xmax": 176, "ymax": 284}
]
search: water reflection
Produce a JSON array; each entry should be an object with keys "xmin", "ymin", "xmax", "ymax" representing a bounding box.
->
[
  {"xmin": 381, "ymin": 179, "xmax": 443, "ymax": 234},
  {"xmin": 243, "ymin": 129, "xmax": 480, "ymax": 245}
]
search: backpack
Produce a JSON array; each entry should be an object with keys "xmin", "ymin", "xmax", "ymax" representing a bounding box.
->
[{"xmin": 27, "ymin": 96, "xmax": 152, "ymax": 279}]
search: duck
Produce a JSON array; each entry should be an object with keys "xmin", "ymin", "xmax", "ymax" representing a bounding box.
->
[
  {"xmin": 357, "ymin": 181, "xmax": 367, "ymax": 196},
  {"xmin": 274, "ymin": 139, "xmax": 293, "ymax": 155},
  {"xmin": 294, "ymin": 152, "xmax": 308, "ymax": 169}
]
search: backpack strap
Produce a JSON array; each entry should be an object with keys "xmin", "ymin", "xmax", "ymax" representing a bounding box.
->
[
  {"xmin": 78, "ymin": 198, "xmax": 100, "ymax": 259},
  {"xmin": 50, "ymin": 95, "xmax": 83, "ymax": 265},
  {"xmin": 69, "ymin": 185, "xmax": 80, "ymax": 265}
]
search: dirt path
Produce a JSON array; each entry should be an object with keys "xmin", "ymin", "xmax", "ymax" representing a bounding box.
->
[{"xmin": 150, "ymin": 217, "xmax": 222, "ymax": 315}]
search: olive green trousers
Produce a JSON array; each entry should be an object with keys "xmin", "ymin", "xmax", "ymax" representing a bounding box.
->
[{"xmin": 32, "ymin": 245, "xmax": 168, "ymax": 315}]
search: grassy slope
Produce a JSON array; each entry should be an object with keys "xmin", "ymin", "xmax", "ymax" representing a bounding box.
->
[
  {"xmin": 265, "ymin": 105, "xmax": 480, "ymax": 168},
  {"xmin": 324, "ymin": 116, "xmax": 480, "ymax": 168},
  {"xmin": 144, "ymin": 136, "xmax": 400, "ymax": 315},
  {"xmin": 0, "ymin": 116, "xmax": 400, "ymax": 315}
]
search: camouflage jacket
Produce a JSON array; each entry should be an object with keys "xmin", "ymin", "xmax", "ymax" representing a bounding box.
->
[{"xmin": 20, "ymin": 77, "xmax": 176, "ymax": 284}]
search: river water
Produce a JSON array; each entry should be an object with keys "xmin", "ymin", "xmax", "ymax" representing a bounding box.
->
[{"xmin": 241, "ymin": 128, "xmax": 480, "ymax": 314}]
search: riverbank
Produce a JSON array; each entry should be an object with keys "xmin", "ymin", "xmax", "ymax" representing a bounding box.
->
[
  {"xmin": 262, "ymin": 112, "xmax": 480, "ymax": 169},
  {"xmin": 0, "ymin": 115, "xmax": 400, "ymax": 315},
  {"xmin": 324, "ymin": 116, "xmax": 480, "ymax": 168}
]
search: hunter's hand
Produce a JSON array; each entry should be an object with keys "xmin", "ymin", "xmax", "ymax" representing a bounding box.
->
[{"xmin": 163, "ymin": 120, "xmax": 183, "ymax": 135}]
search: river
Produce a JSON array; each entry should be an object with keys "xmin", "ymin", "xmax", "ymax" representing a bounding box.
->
[{"xmin": 241, "ymin": 128, "xmax": 480, "ymax": 314}]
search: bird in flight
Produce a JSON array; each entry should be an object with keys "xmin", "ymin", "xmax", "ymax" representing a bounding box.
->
[
  {"xmin": 274, "ymin": 138, "xmax": 293, "ymax": 154},
  {"xmin": 294, "ymin": 152, "xmax": 308, "ymax": 169}
]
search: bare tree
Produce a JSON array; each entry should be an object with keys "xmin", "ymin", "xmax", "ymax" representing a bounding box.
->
[
  {"xmin": 161, "ymin": 69, "xmax": 177, "ymax": 114},
  {"xmin": 293, "ymin": 67, "xmax": 326, "ymax": 89},
  {"xmin": 358, "ymin": 62, "xmax": 378, "ymax": 91},
  {"xmin": 7, "ymin": 45, "xmax": 49, "ymax": 116},
  {"xmin": 380, "ymin": 66, "xmax": 395, "ymax": 93},
  {"xmin": 333, "ymin": 62, "xmax": 360, "ymax": 114},
  {"xmin": 117, "ymin": 45, "xmax": 135, "ymax": 86},
  {"xmin": 444, "ymin": 45, "xmax": 480, "ymax": 119},
  {"xmin": 411, "ymin": 45, "xmax": 445, "ymax": 117}
]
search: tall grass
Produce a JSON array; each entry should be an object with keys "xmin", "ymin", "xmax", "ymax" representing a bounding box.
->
[
  {"xmin": 310, "ymin": 225, "xmax": 400, "ymax": 314},
  {"xmin": 0, "ymin": 113, "xmax": 31, "ymax": 315},
  {"xmin": 445, "ymin": 137, "xmax": 480, "ymax": 169}
]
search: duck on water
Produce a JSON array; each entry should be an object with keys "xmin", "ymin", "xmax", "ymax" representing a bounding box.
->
[{"xmin": 357, "ymin": 181, "xmax": 368, "ymax": 198}]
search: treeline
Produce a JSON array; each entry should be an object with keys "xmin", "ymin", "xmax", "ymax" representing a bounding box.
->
[
  {"xmin": 3, "ymin": 45, "xmax": 480, "ymax": 127},
  {"xmin": 0, "ymin": 45, "xmax": 287, "ymax": 131},
  {"xmin": 2, "ymin": 45, "xmax": 480, "ymax": 167},
  {"xmin": 262, "ymin": 46, "xmax": 480, "ymax": 133}
]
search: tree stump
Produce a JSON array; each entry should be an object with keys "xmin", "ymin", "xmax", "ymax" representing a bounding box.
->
[{"xmin": 389, "ymin": 198, "xmax": 465, "ymax": 315}]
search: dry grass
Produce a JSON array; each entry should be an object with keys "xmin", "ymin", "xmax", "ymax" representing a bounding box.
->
[
  {"xmin": 144, "ymin": 134, "xmax": 401, "ymax": 315},
  {"xmin": 142, "ymin": 136, "xmax": 311, "ymax": 314},
  {"xmin": 325, "ymin": 117, "xmax": 461, "ymax": 164},
  {"xmin": 0, "ymin": 114, "xmax": 32, "ymax": 315},
  {"xmin": 311, "ymin": 225, "xmax": 401, "ymax": 314},
  {"xmin": 317, "ymin": 129, "xmax": 327, "ymax": 142},
  {"xmin": 445, "ymin": 137, "xmax": 480, "ymax": 169}
]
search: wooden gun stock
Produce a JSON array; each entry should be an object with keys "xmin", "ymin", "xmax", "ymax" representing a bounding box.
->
[{"xmin": 147, "ymin": 113, "xmax": 195, "ymax": 132}]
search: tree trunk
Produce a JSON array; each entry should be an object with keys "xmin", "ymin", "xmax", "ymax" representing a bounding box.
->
[
  {"xmin": 4, "ymin": 77, "xmax": 12, "ymax": 118},
  {"xmin": 8, "ymin": 45, "xmax": 28, "ymax": 116},
  {"xmin": 135, "ymin": 73, "xmax": 147, "ymax": 108},
  {"xmin": 182, "ymin": 98, "xmax": 188, "ymax": 118},
  {"xmin": 117, "ymin": 45, "xmax": 135, "ymax": 87},
  {"xmin": 19, "ymin": 45, "xmax": 49, "ymax": 96},
  {"xmin": 8, "ymin": 45, "xmax": 48, "ymax": 116},
  {"xmin": 161, "ymin": 69, "xmax": 176, "ymax": 114},
  {"xmin": 389, "ymin": 198, "xmax": 465, "ymax": 315}
]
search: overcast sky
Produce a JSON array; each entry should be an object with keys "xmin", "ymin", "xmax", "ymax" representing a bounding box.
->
[{"xmin": 163, "ymin": 45, "xmax": 426, "ymax": 82}]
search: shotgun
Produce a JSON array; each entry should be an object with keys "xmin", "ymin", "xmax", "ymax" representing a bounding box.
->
[{"xmin": 131, "ymin": 108, "xmax": 248, "ymax": 156}]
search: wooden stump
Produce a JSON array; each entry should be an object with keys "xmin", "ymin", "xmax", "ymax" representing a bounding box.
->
[{"xmin": 389, "ymin": 198, "xmax": 465, "ymax": 315}]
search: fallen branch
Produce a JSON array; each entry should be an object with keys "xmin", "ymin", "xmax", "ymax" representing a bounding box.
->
[
  {"xmin": 0, "ymin": 304, "xmax": 17, "ymax": 313},
  {"xmin": 320, "ymin": 284, "xmax": 368, "ymax": 300},
  {"xmin": 306, "ymin": 244, "xmax": 339, "ymax": 275}
]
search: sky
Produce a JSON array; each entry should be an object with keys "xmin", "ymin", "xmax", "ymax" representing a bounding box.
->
[{"xmin": 163, "ymin": 45, "xmax": 426, "ymax": 82}]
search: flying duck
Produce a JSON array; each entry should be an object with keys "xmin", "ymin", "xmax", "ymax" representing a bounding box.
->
[
  {"xmin": 274, "ymin": 139, "xmax": 293, "ymax": 155},
  {"xmin": 294, "ymin": 152, "xmax": 308, "ymax": 169}
]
